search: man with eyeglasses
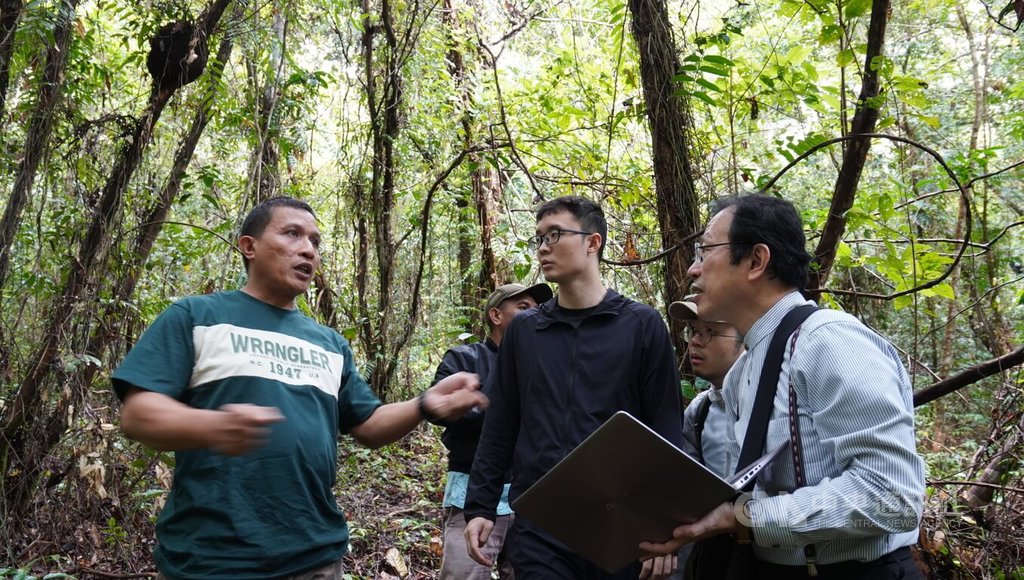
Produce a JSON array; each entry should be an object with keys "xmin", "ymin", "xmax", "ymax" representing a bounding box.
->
[
  {"xmin": 670, "ymin": 300, "xmax": 743, "ymax": 488},
  {"xmin": 464, "ymin": 195, "xmax": 684, "ymax": 579},
  {"xmin": 638, "ymin": 195, "xmax": 924, "ymax": 580},
  {"xmin": 641, "ymin": 299, "xmax": 745, "ymax": 580}
]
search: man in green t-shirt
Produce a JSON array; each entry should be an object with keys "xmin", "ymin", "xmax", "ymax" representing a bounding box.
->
[{"xmin": 112, "ymin": 196, "xmax": 486, "ymax": 579}]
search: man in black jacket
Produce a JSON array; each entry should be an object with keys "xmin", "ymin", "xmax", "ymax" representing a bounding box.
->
[
  {"xmin": 432, "ymin": 282, "xmax": 553, "ymax": 580},
  {"xmin": 464, "ymin": 196, "xmax": 685, "ymax": 579}
]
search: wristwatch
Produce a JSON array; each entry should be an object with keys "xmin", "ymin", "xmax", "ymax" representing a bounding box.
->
[
  {"xmin": 734, "ymin": 498, "xmax": 755, "ymax": 544},
  {"xmin": 418, "ymin": 391, "xmax": 440, "ymax": 421}
]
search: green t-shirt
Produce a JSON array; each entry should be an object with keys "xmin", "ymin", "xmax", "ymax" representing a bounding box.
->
[{"xmin": 112, "ymin": 291, "xmax": 382, "ymax": 579}]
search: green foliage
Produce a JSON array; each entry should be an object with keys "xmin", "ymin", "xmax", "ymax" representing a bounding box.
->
[{"xmin": 1, "ymin": 0, "xmax": 1022, "ymax": 576}]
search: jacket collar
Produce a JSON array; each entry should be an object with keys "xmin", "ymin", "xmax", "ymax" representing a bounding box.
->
[{"xmin": 534, "ymin": 288, "xmax": 624, "ymax": 329}]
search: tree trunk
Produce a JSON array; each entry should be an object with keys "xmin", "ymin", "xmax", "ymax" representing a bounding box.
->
[
  {"xmin": 474, "ymin": 165, "xmax": 501, "ymax": 299},
  {"xmin": 248, "ymin": 5, "xmax": 286, "ymax": 202},
  {"xmin": 13, "ymin": 32, "xmax": 237, "ymax": 537},
  {"xmin": 0, "ymin": 0, "xmax": 77, "ymax": 389},
  {"xmin": 357, "ymin": 0, "xmax": 416, "ymax": 399},
  {"xmin": 808, "ymin": 0, "xmax": 891, "ymax": 295},
  {"xmin": 627, "ymin": 0, "xmax": 700, "ymax": 365},
  {"xmin": 0, "ymin": 0, "xmax": 78, "ymax": 312},
  {"xmin": 443, "ymin": 0, "xmax": 496, "ymax": 337},
  {"xmin": 0, "ymin": 0, "xmax": 233, "ymax": 525},
  {"xmin": 0, "ymin": 0, "xmax": 23, "ymax": 129}
]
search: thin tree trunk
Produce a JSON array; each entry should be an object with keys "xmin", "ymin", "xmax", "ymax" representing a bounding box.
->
[
  {"xmin": 443, "ymin": 0, "xmax": 495, "ymax": 336},
  {"xmin": 808, "ymin": 0, "xmax": 891, "ymax": 295},
  {"xmin": 358, "ymin": 0, "xmax": 413, "ymax": 399},
  {"xmin": 952, "ymin": 8, "xmax": 1020, "ymax": 509},
  {"xmin": 0, "ymin": 0, "xmax": 78, "ymax": 304},
  {"xmin": 248, "ymin": 5, "xmax": 286, "ymax": 202},
  {"xmin": 932, "ymin": 3, "xmax": 984, "ymax": 450},
  {"xmin": 0, "ymin": 0, "xmax": 77, "ymax": 389},
  {"xmin": 627, "ymin": 0, "xmax": 700, "ymax": 364},
  {"xmin": 0, "ymin": 0, "xmax": 233, "ymax": 523},
  {"xmin": 0, "ymin": 0, "xmax": 23, "ymax": 128},
  {"xmin": 474, "ymin": 166, "xmax": 501, "ymax": 299}
]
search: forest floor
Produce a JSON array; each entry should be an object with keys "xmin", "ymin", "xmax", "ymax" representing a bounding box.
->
[
  {"xmin": 2, "ymin": 427, "xmax": 451, "ymax": 580},
  {"xmin": 3, "ymin": 424, "xmax": 1022, "ymax": 579}
]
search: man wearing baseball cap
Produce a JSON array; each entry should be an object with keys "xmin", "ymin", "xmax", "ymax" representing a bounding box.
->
[
  {"xmin": 644, "ymin": 300, "xmax": 745, "ymax": 580},
  {"xmin": 667, "ymin": 299, "xmax": 743, "ymax": 482},
  {"xmin": 429, "ymin": 282, "xmax": 553, "ymax": 580}
]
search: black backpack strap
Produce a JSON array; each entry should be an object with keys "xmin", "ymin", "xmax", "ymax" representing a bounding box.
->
[
  {"xmin": 735, "ymin": 304, "xmax": 818, "ymax": 479},
  {"xmin": 693, "ymin": 394, "xmax": 714, "ymax": 465}
]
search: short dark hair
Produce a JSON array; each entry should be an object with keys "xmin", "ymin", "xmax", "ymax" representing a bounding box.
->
[
  {"xmin": 535, "ymin": 196, "xmax": 607, "ymax": 259},
  {"xmin": 239, "ymin": 196, "xmax": 316, "ymax": 271},
  {"xmin": 712, "ymin": 195, "xmax": 811, "ymax": 289}
]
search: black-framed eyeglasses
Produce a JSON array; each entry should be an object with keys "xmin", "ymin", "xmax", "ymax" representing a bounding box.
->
[
  {"xmin": 683, "ymin": 325, "xmax": 739, "ymax": 344},
  {"xmin": 693, "ymin": 241, "xmax": 735, "ymax": 264},
  {"xmin": 527, "ymin": 228, "xmax": 592, "ymax": 250}
]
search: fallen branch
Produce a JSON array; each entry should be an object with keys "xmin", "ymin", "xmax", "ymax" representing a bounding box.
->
[
  {"xmin": 927, "ymin": 480, "xmax": 1024, "ymax": 496},
  {"xmin": 914, "ymin": 345, "xmax": 1024, "ymax": 407}
]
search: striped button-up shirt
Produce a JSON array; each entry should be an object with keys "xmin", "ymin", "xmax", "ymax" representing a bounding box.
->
[
  {"xmin": 681, "ymin": 385, "xmax": 730, "ymax": 477},
  {"xmin": 722, "ymin": 291, "xmax": 925, "ymax": 566}
]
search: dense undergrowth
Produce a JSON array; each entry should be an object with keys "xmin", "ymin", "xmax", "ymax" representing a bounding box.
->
[
  {"xmin": 1, "ymin": 427, "xmax": 449, "ymax": 580},
  {"xmin": 2, "ymin": 424, "xmax": 1023, "ymax": 579}
]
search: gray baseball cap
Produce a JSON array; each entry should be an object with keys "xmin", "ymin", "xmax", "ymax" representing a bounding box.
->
[{"xmin": 484, "ymin": 283, "xmax": 553, "ymax": 312}]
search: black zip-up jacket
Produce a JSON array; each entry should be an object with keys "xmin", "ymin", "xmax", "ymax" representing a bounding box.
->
[
  {"xmin": 464, "ymin": 289, "xmax": 684, "ymax": 523},
  {"xmin": 430, "ymin": 338, "xmax": 498, "ymax": 473}
]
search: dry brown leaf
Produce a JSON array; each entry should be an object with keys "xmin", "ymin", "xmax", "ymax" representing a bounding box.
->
[
  {"xmin": 429, "ymin": 535, "xmax": 444, "ymax": 557},
  {"xmin": 385, "ymin": 546, "xmax": 409, "ymax": 578}
]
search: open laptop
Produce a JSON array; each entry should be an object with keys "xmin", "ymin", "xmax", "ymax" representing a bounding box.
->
[{"xmin": 510, "ymin": 410, "xmax": 785, "ymax": 573}]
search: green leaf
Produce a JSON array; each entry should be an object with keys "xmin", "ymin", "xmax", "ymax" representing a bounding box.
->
[
  {"xmin": 691, "ymin": 91, "xmax": 717, "ymax": 106},
  {"xmin": 694, "ymin": 77, "xmax": 723, "ymax": 93},
  {"xmin": 929, "ymin": 283, "xmax": 955, "ymax": 300},
  {"xmin": 784, "ymin": 45, "xmax": 813, "ymax": 64},
  {"xmin": 837, "ymin": 48, "xmax": 856, "ymax": 68},
  {"xmin": 835, "ymin": 241, "xmax": 854, "ymax": 268},
  {"xmin": 699, "ymin": 65, "xmax": 729, "ymax": 77},
  {"xmin": 870, "ymin": 55, "xmax": 894, "ymax": 75},
  {"xmin": 819, "ymin": 24, "xmax": 843, "ymax": 44},
  {"xmin": 702, "ymin": 55, "xmax": 734, "ymax": 67},
  {"xmin": 844, "ymin": 0, "xmax": 872, "ymax": 19}
]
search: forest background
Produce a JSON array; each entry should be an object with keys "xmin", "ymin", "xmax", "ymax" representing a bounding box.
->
[{"xmin": 0, "ymin": 0, "xmax": 1021, "ymax": 577}]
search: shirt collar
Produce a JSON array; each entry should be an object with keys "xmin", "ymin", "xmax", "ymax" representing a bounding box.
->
[{"xmin": 742, "ymin": 291, "xmax": 811, "ymax": 352}]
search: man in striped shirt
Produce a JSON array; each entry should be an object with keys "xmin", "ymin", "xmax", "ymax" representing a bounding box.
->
[{"xmin": 640, "ymin": 195, "xmax": 925, "ymax": 579}]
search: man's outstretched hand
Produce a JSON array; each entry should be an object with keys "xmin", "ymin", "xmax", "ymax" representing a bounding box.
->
[{"xmin": 423, "ymin": 371, "xmax": 488, "ymax": 420}]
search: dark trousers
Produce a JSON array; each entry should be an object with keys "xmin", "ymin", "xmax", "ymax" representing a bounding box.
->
[
  {"xmin": 508, "ymin": 523, "xmax": 642, "ymax": 580},
  {"xmin": 759, "ymin": 546, "xmax": 924, "ymax": 580}
]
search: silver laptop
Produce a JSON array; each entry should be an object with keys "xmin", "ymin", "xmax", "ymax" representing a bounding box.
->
[{"xmin": 510, "ymin": 410, "xmax": 784, "ymax": 573}]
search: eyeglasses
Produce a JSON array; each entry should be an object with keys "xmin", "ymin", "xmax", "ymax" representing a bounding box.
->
[
  {"xmin": 527, "ymin": 228, "xmax": 592, "ymax": 251},
  {"xmin": 683, "ymin": 325, "xmax": 739, "ymax": 344},
  {"xmin": 693, "ymin": 241, "xmax": 735, "ymax": 264}
]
